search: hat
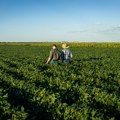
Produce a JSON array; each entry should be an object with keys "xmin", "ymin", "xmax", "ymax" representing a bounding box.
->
[{"xmin": 62, "ymin": 43, "xmax": 69, "ymax": 48}]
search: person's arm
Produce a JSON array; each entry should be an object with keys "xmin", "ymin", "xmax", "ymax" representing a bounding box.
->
[
  {"xmin": 46, "ymin": 51, "xmax": 53, "ymax": 64},
  {"xmin": 70, "ymin": 51, "xmax": 73, "ymax": 58}
]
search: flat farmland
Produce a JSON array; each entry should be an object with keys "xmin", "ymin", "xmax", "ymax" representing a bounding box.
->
[{"xmin": 0, "ymin": 43, "xmax": 120, "ymax": 120}]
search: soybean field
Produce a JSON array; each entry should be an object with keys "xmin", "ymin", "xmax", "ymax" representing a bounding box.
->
[{"xmin": 0, "ymin": 43, "xmax": 120, "ymax": 120}]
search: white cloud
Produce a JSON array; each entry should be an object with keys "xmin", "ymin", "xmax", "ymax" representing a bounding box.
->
[
  {"xmin": 96, "ymin": 24, "xmax": 120, "ymax": 33},
  {"xmin": 111, "ymin": 25, "xmax": 120, "ymax": 30},
  {"xmin": 65, "ymin": 24, "xmax": 120, "ymax": 42}
]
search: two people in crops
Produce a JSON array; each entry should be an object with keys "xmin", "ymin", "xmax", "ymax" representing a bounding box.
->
[{"xmin": 46, "ymin": 43, "xmax": 72, "ymax": 65}]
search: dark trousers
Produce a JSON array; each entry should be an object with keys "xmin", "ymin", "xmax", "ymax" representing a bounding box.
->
[
  {"xmin": 63, "ymin": 59, "xmax": 70, "ymax": 64},
  {"xmin": 50, "ymin": 60, "xmax": 58, "ymax": 65}
]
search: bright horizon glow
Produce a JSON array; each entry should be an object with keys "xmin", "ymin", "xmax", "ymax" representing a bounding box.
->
[{"xmin": 0, "ymin": 0, "xmax": 120, "ymax": 42}]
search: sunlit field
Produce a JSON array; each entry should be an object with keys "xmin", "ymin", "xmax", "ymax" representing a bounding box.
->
[{"xmin": 0, "ymin": 42, "xmax": 120, "ymax": 120}]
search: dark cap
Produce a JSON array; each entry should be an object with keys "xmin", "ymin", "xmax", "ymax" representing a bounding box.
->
[{"xmin": 52, "ymin": 44, "xmax": 57, "ymax": 47}]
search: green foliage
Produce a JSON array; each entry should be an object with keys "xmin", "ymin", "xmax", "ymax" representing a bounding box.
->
[{"xmin": 0, "ymin": 44, "xmax": 120, "ymax": 120}]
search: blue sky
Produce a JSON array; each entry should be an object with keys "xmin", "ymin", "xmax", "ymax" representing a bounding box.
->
[{"xmin": 0, "ymin": 0, "xmax": 120, "ymax": 42}]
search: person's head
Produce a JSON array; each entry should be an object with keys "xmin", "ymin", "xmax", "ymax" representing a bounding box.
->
[
  {"xmin": 52, "ymin": 44, "xmax": 57, "ymax": 49},
  {"xmin": 62, "ymin": 43, "xmax": 69, "ymax": 49}
]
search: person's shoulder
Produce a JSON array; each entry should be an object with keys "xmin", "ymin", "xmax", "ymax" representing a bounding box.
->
[
  {"xmin": 52, "ymin": 49, "xmax": 58, "ymax": 53},
  {"xmin": 50, "ymin": 49, "xmax": 54, "ymax": 53},
  {"xmin": 62, "ymin": 48, "xmax": 67, "ymax": 50},
  {"xmin": 66, "ymin": 48, "xmax": 70, "ymax": 51}
]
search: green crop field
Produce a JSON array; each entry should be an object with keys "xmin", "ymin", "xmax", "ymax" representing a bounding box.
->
[{"xmin": 0, "ymin": 43, "xmax": 120, "ymax": 120}]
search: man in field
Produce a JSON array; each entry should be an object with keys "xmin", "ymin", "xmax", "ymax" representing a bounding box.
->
[
  {"xmin": 46, "ymin": 44, "xmax": 60, "ymax": 65},
  {"xmin": 61, "ymin": 43, "xmax": 72, "ymax": 64}
]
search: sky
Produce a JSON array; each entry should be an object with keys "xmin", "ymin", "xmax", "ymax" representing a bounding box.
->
[{"xmin": 0, "ymin": 0, "xmax": 120, "ymax": 42}]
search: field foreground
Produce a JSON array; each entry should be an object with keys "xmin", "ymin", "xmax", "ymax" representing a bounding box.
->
[{"xmin": 0, "ymin": 43, "xmax": 120, "ymax": 120}]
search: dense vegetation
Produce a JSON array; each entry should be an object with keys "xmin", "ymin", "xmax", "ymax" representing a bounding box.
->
[{"xmin": 0, "ymin": 43, "xmax": 120, "ymax": 120}]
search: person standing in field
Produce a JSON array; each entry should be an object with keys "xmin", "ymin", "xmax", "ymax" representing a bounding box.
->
[
  {"xmin": 46, "ymin": 44, "xmax": 60, "ymax": 65},
  {"xmin": 61, "ymin": 43, "xmax": 72, "ymax": 64}
]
